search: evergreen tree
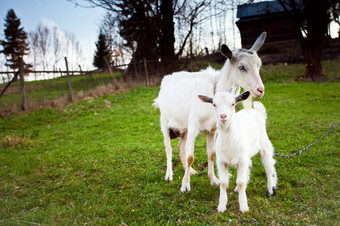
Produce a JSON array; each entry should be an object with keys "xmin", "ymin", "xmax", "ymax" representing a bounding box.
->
[
  {"xmin": 0, "ymin": 9, "xmax": 31, "ymax": 71},
  {"xmin": 93, "ymin": 30, "xmax": 110, "ymax": 70}
]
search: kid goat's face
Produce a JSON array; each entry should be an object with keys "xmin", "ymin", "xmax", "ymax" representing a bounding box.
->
[
  {"xmin": 198, "ymin": 91, "xmax": 250, "ymax": 124},
  {"xmin": 213, "ymin": 93, "xmax": 236, "ymax": 123},
  {"xmin": 198, "ymin": 92, "xmax": 235, "ymax": 124}
]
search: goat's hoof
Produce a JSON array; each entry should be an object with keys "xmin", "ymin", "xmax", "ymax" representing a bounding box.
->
[
  {"xmin": 240, "ymin": 206, "xmax": 249, "ymax": 213},
  {"xmin": 239, "ymin": 203, "xmax": 249, "ymax": 213},
  {"xmin": 165, "ymin": 173, "xmax": 173, "ymax": 182},
  {"xmin": 180, "ymin": 183, "xmax": 191, "ymax": 193},
  {"xmin": 217, "ymin": 204, "xmax": 227, "ymax": 213},
  {"xmin": 210, "ymin": 176, "xmax": 220, "ymax": 186},
  {"xmin": 266, "ymin": 187, "xmax": 276, "ymax": 196}
]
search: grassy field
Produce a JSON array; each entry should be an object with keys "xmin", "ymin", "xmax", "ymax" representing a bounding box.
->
[{"xmin": 0, "ymin": 60, "xmax": 340, "ymax": 224}]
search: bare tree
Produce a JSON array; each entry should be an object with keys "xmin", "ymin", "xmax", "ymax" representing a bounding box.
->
[
  {"xmin": 27, "ymin": 23, "xmax": 84, "ymax": 76},
  {"xmin": 174, "ymin": 0, "xmax": 212, "ymax": 58},
  {"xmin": 69, "ymin": 0, "xmax": 219, "ymax": 77},
  {"xmin": 63, "ymin": 31, "xmax": 84, "ymax": 70},
  {"xmin": 37, "ymin": 23, "xmax": 50, "ymax": 71},
  {"xmin": 29, "ymin": 31, "xmax": 39, "ymax": 79},
  {"xmin": 52, "ymin": 26, "xmax": 61, "ymax": 71},
  {"xmin": 64, "ymin": 31, "xmax": 74, "ymax": 62}
]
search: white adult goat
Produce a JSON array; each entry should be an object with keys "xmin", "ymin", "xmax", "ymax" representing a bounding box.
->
[
  {"xmin": 154, "ymin": 32, "xmax": 267, "ymax": 193},
  {"xmin": 199, "ymin": 91, "xmax": 277, "ymax": 213}
]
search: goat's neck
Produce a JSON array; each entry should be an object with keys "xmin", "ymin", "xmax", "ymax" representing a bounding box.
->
[
  {"xmin": 215, "ymin": 60, "xmax": 236, "ymax": 93},
  {"xmin": 218, "ymin": 117, "xmax": 233, "ymax": 132}
]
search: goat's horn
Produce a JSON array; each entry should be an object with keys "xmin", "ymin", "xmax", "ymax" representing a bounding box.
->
[{"xmin": 249, "ymin": 32, "xmax": 267, "ymax": 52}]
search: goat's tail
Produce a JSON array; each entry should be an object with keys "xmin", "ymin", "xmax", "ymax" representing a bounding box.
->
[
  {"xmin": 153, "ymin": 98, "xmax": 160, "ymax": 109},
  {"xmin": 253, "ymin": 101, "xmax": 267, "ymax": 120}
]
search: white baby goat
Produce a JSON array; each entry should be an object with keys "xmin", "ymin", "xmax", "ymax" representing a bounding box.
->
[
  {"xmin": 154, "ymin": 32, "xmax": 267, "ymax": 193},
  {"xmin": 199, "ymin": 91, "xmax": 277, "ymax": 213}
]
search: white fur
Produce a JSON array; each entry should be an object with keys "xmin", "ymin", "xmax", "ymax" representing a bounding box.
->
[
  {"xmin": 202, "ymin": 91, "xmax": 277, "ymax": 213},
  {"xmin": 153, "ymin": 33, "xmax": 267, "ymax": 193}
]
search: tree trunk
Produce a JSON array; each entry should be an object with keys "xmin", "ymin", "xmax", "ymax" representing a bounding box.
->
[
  {"xmin": 160, "ymin": 0, "xmax": 176, "ymax": 74},
  {"xmin": 303, "ymin": 42, "xmax": 324, "ymax": 81},
  {"xmin": 300, "ymin": 0, "xmax": 328, "ymax": 81}
]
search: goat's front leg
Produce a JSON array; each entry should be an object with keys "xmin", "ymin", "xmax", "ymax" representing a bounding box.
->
[
  {"xmin": 206, "ymin": 132, "xmax": 219, "ymax": 186},
  {"xmin": 180, "ymin": 129, "xmax": 199, "ymax": 193},
  {"xmin": 236, "ymin": 159, "xmax": 251, "ymax": 212},
  {"xmin": 217, "ymin": 162, "xmax": 229, "ymax": 213},
  {"xmin": 179, "ymin": 135, "xmax": 197, "ymax": 175}
]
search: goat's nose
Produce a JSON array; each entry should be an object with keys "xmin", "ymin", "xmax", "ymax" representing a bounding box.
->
[
  {"xmin": 257, "ymin": 87, "xmax": 265, "ymax": 94},
  {"xmin": 220, "ymin": 114, "xmax": 227, "ymax": 119}
]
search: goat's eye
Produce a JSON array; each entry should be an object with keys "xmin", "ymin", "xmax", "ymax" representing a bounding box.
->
[
  {"xmin": 232, "ymin": 103, "xmax": 235, "ymax": 107},
  {"xmin": 213, "ymin": 104, "xmax": 216, "ymax": 107},
  {"xmin": 238, "ymin": 65, "xmax": 246, "ymax": 72}
]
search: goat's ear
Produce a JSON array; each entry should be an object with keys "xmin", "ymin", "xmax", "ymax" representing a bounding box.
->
[
  {"xmin": 198, "ymin": 95, "xmax": 213, "ymax": 104},
  {"xmin": 249, "ymin": 32, "xmax": 267, "ymax": 52},
  {"xmin": 221, "ymin": 44, "xmax": 233, "ymax": 59},
  {"xmin": 235, "ymin": 91, "xmax": 250, "ymax": 103}
]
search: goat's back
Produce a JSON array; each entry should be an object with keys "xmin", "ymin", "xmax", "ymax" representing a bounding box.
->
[{"xmin": 155, "ymin": 67, "xmax": 219, "ymax": 132}]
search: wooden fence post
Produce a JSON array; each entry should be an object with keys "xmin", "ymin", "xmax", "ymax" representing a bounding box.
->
[
  {"xmin": 143, "ymin": 58, "xmax": 150, "ymax": 86},
  {"xmin": 64, "ymin": 57, "xmax": 74, "ymax": 102},
  {"xmin": 0, "ymin": 71, "xmax": 19, "ymax": 99},
  {"xmin": 59, "ymin": 68, "xmax": 63, "ymax": 77},
  {"xmin": 79, "ymin": 65, "xmax": 83, "ymax": 75},
  {"xmin": 104, "ymin": 57, "xmax": 120, "ymax": 90},
  {"xmin": 19, "ymin": 58, "xmax": 27, "ymax": 111}
]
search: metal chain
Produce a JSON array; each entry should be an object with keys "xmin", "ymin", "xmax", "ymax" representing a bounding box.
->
[{"xmin": 274, "ymin": 122, "xmax": 339, "ymax": 158}]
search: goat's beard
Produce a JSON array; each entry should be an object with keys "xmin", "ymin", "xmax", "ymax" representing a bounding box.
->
[{"xmin": 217, "ymin": 120, "xmax": 231, "ymax": 130}]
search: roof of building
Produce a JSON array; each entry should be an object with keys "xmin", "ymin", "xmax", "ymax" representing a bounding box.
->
[{"xmin": 237, "ymin": 0, "xmax": 300, "ymax": 19}]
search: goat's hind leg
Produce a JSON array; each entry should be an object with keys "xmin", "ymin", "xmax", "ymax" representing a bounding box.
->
[
  {"xmin": 236, "ymin": 159, "xmax": 251, "ymax": 213},
  {"xmin": 206, "ymin": 132, "xmax": 219, "ymax": 186},
  {"xmin": 260, "ymin": 140, "xmax": 277, "ymax": 196},
  {"xmin": 160, "ymin": 113, "xmax": 173, "ymax": 182},
  {"xmin": 180, "ymin": 128, "xmax": 200, "ymax": 193}
]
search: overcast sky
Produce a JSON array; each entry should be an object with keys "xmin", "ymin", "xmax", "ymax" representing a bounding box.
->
[{"xmin": 0, "ymin": 0, "xmax": 106, "ymax": 70}]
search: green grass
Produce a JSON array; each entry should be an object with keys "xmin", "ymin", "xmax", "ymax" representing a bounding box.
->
[{"xmin": 1, "ymin": 78, "xmax": 339, "ymax": 224}]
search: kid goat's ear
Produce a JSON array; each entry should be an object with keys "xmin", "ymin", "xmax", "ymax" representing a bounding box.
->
[
  {"xmin": 198, "ymin": 95, "xmax": 213, "ymax": 104},
  {"xmin": 235, "ymin": 91, "xmax": 250, "ymax": 103}
]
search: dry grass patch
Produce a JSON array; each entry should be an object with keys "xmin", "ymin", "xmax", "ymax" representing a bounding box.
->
[{"xmin": 1, "ymin": 135, "xmax": 42, "ymax": 148}]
